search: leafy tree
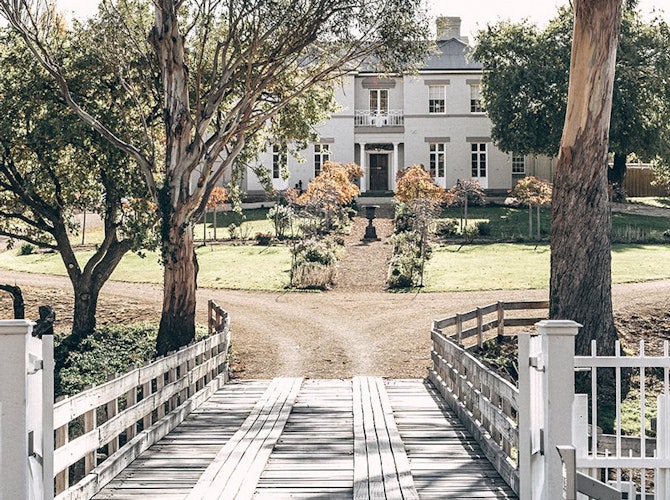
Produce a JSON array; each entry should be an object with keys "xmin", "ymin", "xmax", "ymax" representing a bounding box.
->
[
  {"xmin": 297, "ymin": 161, "xmax": 363, "ymax": 232},
  {"xmin": 510, "ymin": 176, "xmax": 552, "ymax": 239},
  {"xmin": 0, "ymin": 29, "xmax": 156, "ymax": 343},
  {"xmin": 204, "ymin": 187, "xmax": 228, "ymax": 243},
  {"xmin": 551, "ymin": 0, "xmax": 622, "ymax": 358},
  {"xmin": 473, "ymin": 4, "xmax": 670, "ymax": 196},
  {"xmin": 394, "ymin": 164, "xmax": 446, "ymax": 204},
  {"xmin": 0, "ymin": 0, "xmax": 430, "ymax": 355}
]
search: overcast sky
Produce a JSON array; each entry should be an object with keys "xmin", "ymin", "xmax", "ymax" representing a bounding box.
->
[{"xmin": 56, "ymin": 0, "xmax": 670, "ymax": 38}]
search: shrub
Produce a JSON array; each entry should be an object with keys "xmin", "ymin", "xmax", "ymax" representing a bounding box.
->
[
  {"xmin": 476, "ymin": 221, "xmax": 492, "ymax": 236},
  {"xmin": 290, "ymin": 237, "xmax": 340, "ymax": 289},
  {"xmin": 267, "ymin": 204, "xmax": 294, "ymax": 239},
  {"xmin": 18, "ymin": 243, "xmax": 35, "ymax": 255},
  {"xmin": 227, "ymin": 222, "xmax": 239, "ymax": 239},
  {"xmin": 254, "ymin": 232, "xmax": 273, "ymax": 245},
  {"xmin": 463, "ymin": 224, "xmax": 479, "ymax": 241},
  {"xmin": 435, "ymin": 219, "xmax": 459, "ymax": 238}
]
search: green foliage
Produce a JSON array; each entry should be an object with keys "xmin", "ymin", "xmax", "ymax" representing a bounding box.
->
[
  {"xmin": 435, "ymin": 219, "xmax": 459, "ymax": 238},
  {"xmin": 55, "ymin": 323, "xmax": 159, "ymax": 397},
  {"xmin": 267, "ymin": 204, "xmax": 294, "ymax": 239},
  {"xmin": 17, "ymin": 243, "xmax": 34, "ymax": 255},
  {"xmin": 290, "ymin": 237, "xmax": 340, "ymax": 289},
  {"xmin": 254, "ymin": 232, "xmax": 273, "ymax": 245},
  {"xmin": 473, "ymin": 5, "xmax": 670, "ymax": 165},
  {"xmin": 476, "ymin": 221, "xmax": 492, "ymax": 237}
]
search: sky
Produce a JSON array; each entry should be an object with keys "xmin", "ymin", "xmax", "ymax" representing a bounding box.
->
[{"xmin": 57, "ymin": 0, "xmax": 670, "ymax": 38}]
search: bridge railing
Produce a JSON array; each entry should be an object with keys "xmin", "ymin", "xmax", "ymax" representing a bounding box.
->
[
  {"xmin": 53, "ymin": 300, "xmax": 231, "ymax": 500},
  {"xmin": 429, "ymin": 300, "xmax": 548, "ymax": 497}
]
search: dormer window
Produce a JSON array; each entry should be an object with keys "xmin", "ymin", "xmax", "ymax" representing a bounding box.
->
[{"xmin": 429, "ymin": 85, "xmax": 446, "ymax": 114}]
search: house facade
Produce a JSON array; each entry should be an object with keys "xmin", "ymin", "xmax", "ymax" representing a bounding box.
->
[{"xmin": 243, "ymin": 17, "xmax": 554, "ymax": 197}]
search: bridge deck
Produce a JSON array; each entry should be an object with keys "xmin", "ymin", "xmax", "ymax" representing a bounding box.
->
[{"xmin": 93, "ymin": 378, "xmax": 516, "ymax": 500}]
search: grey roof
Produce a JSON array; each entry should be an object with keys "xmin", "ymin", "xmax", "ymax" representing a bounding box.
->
[{"xmin": 423, "ymin": 38, "xmax": 482, "ymax": 71}]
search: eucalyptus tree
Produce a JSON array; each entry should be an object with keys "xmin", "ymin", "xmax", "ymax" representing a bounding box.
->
[
  {"xmin": 0, "ymin": 29, "xmax": 157, "ymax": 343},
  {"xmin": 0, "ymin": 0, "xmax": 430, "ymax": 354},
  {"xmin": 551, "ymin": 0, "xmax": 622, "ymax": 357}
]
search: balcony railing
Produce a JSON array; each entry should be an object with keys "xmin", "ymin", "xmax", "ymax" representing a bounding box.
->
[{"xmin": 354, "ymin": 109, "xmax": 404, "ymax": 127}]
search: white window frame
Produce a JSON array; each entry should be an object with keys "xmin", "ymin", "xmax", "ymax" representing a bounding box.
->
[
  {"xmin": 314, "ymin": 143, "xmax": 331, "ymax": 177},
  {"xmin": 428, "ymin": 85, "xmax": 446, "ymax": 114},
  {"xmin": 272, "ymin": 144, "xmax": 286, "ymax": 180},
  {"xmin": 470, "ymin": 84, "xmax": 484, "ymax": 113},
  {"xmin": 369, "ymin": 89, "xmax": 389, "ymax": 114},
  {"xmin": 471, "ymin": 143, "xmax": 487, "ymax": 178},
  {"xmin": 512, "ymin": 154, "xmax": 526, "ymax": 174},
  {"xmin": 429, "ymin": 143, "xmax": 446, "ymax": 178}
]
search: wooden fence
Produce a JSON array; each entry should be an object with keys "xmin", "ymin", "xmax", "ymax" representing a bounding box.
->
[
  {"xmin": 623, "ymin": 165, "xmax": 668, "ymax": 197},
  {"xmin": 429, "ymin": 300, "xmax": 549, "ymax": 496},
  {"xmin": 53, "ymin": 301, "xmax": 231, "ymax": 500},
  {"xmin": 431, "ymin": 300, "xmax": 549, "ymax": 348}
]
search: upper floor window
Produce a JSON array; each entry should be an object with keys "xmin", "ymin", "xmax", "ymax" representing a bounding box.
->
[
  {"xmin": 429, "ymin": 143, "xmax": 446, "ymax": 178},
  {"xmin": 314, "ymin": 144, "xmax": 331, "ymax": 177},
  {"xmin": 369, "ymin": 89, "xmax": 389, "ymax": 114},
  {"xmin": 512, "ymin": 154, "xmax": 526, "ymax": 174},
  {"xmin": 272, "ymin": 144, "xmax": 286, "ymax": 179},
  {"xmin": 470, "ymin": 84, "xmax": 484, "ymax": 113},
  {"xmin": 471, "ymin": 143, "xmax": 487, "ymax": 178},
  {"xmin": 429, "ymin": 85, "xmax": 446, "ymax": 114}
]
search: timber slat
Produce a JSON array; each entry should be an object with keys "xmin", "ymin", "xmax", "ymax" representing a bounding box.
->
[{"xmin": 92, "ymin": 378, "xmax": 517, "ymax": 499}]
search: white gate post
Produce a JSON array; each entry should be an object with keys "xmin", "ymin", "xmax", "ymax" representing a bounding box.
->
[
  {"xmin": 538, "ymin": 319, "xmax": 581, "ymax": 499},
  {"xmin": 0, "ymin": 320, "xmax": 35, "ymax": 500}
]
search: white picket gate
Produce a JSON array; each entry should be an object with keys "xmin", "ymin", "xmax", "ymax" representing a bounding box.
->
[{"xmin": 519, "ymin": 321, "xmax": 670, "ymax": 499}]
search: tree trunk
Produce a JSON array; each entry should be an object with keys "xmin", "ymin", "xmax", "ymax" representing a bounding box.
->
[
  {"xmin": 528, "ymin": 205, "xmax": 533, "ymax": 238},
  {"xmin": 608, "ymin": 151, "xmax": 627, "ymax": 201},
  {"xmin": 70, "ymin": 284, "xmax": 100, "ymax": 345},
  {"xmin": 156, "ymin": 211, "xmax": 198, "ymax": 356},
  {"xmin": 550, "ymin": 0, "xmax": 622, "ymax": 358},
  {"xmin": 536, "ymin": 205, "xmax": 541, "ymax": 240}
]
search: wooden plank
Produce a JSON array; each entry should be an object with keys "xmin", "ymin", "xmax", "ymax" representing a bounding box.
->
[
  {"xmin": 187, "ymin": 378, "xmax": 302, "ymax": 500},
  {"xmin": 353, "ymin": 377, "xmax": 418, "ymax": 500}
]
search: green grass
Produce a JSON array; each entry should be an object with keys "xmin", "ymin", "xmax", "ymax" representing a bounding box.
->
[
  {"xmin": 0, "ymin": 244, "xmax": 291, "ymax": 291},
  {"xmin": 424, "ymin": 243, "xmax": 670, "ymax": 292},
  {"xmin": 438, "ymin": 205, "xmax": 670, "ymax": 242}
]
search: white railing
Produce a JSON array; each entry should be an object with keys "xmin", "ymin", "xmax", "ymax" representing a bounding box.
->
[
  {"xmin": 354, "ymin": 109, "xmax": 404, "ymax": 127},
  {"xmin": 0, "ymin": 301, "xmax": 231, "ymax": 500},
  {"xmin": 428, "ymin": 300, "xmax": 549, "ymax": 497}
]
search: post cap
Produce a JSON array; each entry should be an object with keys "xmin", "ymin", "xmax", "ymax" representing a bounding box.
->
[{"xmin": 535, "ymin": 319, "xmax": 582, "ymax": 336}]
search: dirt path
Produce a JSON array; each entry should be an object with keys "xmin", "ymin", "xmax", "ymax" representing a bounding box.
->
[{"xmin": 3, "ymin": 265, "xmax": 670, "ymax": 379}]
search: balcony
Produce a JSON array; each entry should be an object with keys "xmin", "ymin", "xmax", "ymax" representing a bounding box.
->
[{"xmin": 355, "ymin": 109, "xmax": 404, "ymax": 127}]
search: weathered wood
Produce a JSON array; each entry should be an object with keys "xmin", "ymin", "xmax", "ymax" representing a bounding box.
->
[{"xmin": 187, "ymin": 378, "xmax": 303, "ymax": 500}]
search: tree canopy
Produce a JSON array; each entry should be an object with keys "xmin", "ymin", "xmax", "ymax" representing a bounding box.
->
[
  {"xmin": 473, "ymin": 4, "xmax": 670, "ymax": 188},
  {"xmin": 0, "ymin": 27, "xmax": 157, "ymax": 341},
  {"xmin": 0, "ymin": 0, "xmax": 431, "ymax": 354}
]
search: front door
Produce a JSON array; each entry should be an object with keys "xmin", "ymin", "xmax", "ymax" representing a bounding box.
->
[{"xmin": 369, "ymin": 154, "xmax": 389, "ymax": 191}]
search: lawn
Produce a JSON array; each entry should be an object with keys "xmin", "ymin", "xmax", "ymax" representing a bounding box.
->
[
  {"xmin": 424, "ymin": 243, "xmax": 670, "ymax": 292},
  {"xmin": 0, "ymin": 244, "xmax": 292, "ymax": 291},
  {"xmin": 437, "ymin": 205, "xmax": 670, "ymax": 243}
]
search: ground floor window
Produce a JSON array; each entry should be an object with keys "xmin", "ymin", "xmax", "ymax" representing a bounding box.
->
[
  {"xmin": 272, "ymin": 144, "xmax": 286, "ymax": 179},
  {"xmin": 512, "ymin": 154, "xmax": 526, "ymax": 174},
  {"xmin": 314, "ymin": 143, "xmax": 330, "ymax": 177},
  {"xmin": 429, "ymin": 143, "xmax": 446, "ymax": 178},
  {"xmin": 471, "ymin": 143, "xmax": 487, "ymax": 178}
]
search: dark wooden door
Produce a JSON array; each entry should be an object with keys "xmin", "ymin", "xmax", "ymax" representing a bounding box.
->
[{"xmin": 369, "ymin": 154, "xmax": 389, "ymax": 191}]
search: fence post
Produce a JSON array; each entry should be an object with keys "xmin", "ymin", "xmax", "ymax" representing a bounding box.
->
[
  {"xmin": 538, "ymin": 319, "xmax": 581, "ymax": 499},
  {"xmin": 0, "ymin": 320, "xmax": 35, "ymax": 500}
]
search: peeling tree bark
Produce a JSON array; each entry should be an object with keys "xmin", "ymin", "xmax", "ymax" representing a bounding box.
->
[{"xmin": 550, "ymin": 0, "xmax": 622, "ymax": 357}]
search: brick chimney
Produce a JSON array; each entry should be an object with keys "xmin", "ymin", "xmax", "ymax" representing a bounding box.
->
[{"xmin": 436, "ymin": 16, "xmax": 467, "ymax": 42}]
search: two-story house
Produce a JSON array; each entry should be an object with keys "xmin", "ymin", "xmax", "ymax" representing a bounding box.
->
[{"xmin": 241, "ymin": 17, "xmax": 554, "ymax": 198}]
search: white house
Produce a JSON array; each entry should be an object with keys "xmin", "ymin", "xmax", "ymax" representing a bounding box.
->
[{"xmin": 242, "ymin": 17, "xmax": 554, "ymax": 198}]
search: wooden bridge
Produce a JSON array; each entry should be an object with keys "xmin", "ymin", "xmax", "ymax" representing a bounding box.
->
[
  {"xmin": 93, "ymin": 377, "xmax": 516, "ymax": 499},
  {"xmin": 5, "ymin": 301, "xmax": 557, "ymax": 500}
]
